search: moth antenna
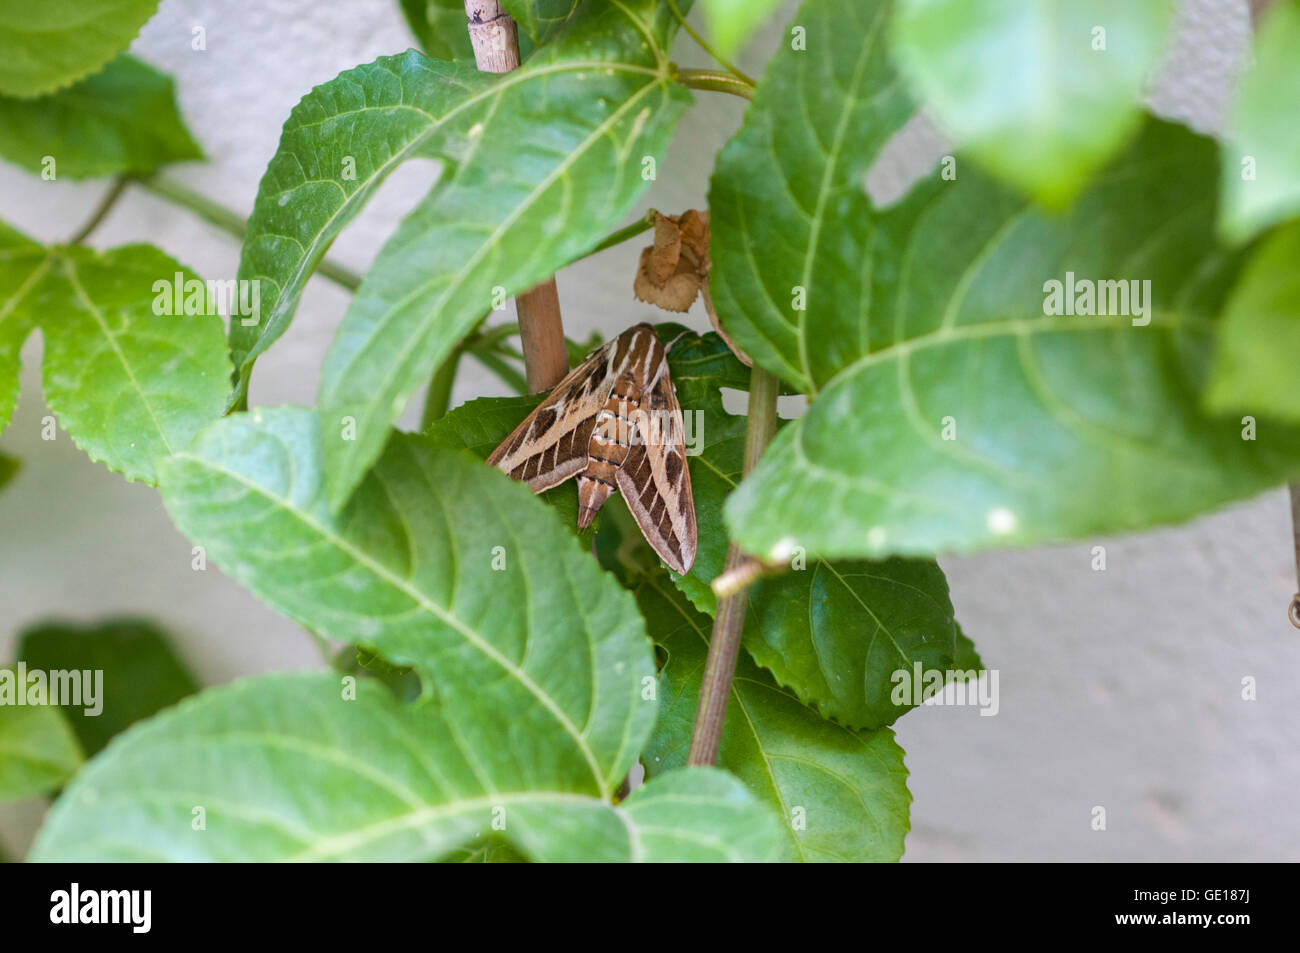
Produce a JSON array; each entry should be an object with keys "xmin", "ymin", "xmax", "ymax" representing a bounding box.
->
[{"xmin": 663, "ymin": 328, "xmax": 691, "ymax": 353}]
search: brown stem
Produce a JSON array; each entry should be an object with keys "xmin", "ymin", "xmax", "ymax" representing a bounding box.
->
[
  {"xmin": 1249, "ymin": 0, "xmax": 1277, "ymax": 26},
  {"xmin": 464, "ymin": 1, "xmax": 568, "ymax": 392},
  {"xmin": 465, "ymin": 0, "xmax": 522, "ymax": 71},
  {"xmin": 687, "ymin": 367, "xmax": 781, "ymax": 765},
  {"xmin": 514, "ymin": 281, "xmax": 569, "ymax": 392}
]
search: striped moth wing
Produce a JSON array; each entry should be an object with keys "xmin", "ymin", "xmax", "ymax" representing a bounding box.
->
[
  {"xmin": 617, "ymin": 368, "xmax": 697, "ymax": 575},
  {"xmin": 485, "ymin": 340, "xmax": 614, "ymax": 491},
  {"xmin": 485, "ymin": 324, "xmax": 697, "ymax": 574}
]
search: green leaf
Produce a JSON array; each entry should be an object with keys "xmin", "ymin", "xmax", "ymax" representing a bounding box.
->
[
  {"xmin": 500, "ymin": 0, "xmax": 583, "ymax": 44},
  {"xmin": 0, "ymin": 54, "xmax": 202, "ymax": 179},
  {"xmin": 638, "ymin": 573, "xmax": 910, "ymax": 861},
  {"xmin": 0, "ymin": 680, "xmax": 83, "ymax": 801},
  {"xmin": 745, "ymin": 558, "xmax": 956, "ymax": 729},
  {"xmin": 0, "ymin": 227, "xmax": 230, "ymax": 474},
  {"xmin": 709, "ymin": 0, "xmax": 915, "ymax": 394},
  {"xmin": 0, "ymin": 0, "xmax": 160, "ymax": 98},
  {"xmin": 618, "ymin": 762, "xmax": 782, "ymax": 861},
  {"xmin": 891, "ymin": 0, "xmax": 1170, "ymax": 208},
  {"xmin": 17, "ymin": 618, "xmax": 200, "ymax": 757},
  {"xmin": 31, "ymin": 673, "xmax": 781, "ymax": 861},
  {"xmin": 0, "ymin": 221, "xmax": 47, "ymax": 435},
  {"xmin": 726, "ymin": 119, "xmax": 1300, "ymax": 561},
  {"xmin": 446, "ymin": 837, "xmax": 528, "ymax": 862},
  {"xmin": 1206, "ymin": 220, "xmax": 1300, "ymax": 421},
  {"xmin": 0, "ymin": 450, "xmax": 16, "ymax": 488},
  {"xmin": 37, "ymin": 245, "xmax": 232, "ymax": 484},
  {"xmin": 1219, "ymin": 0, "xmax": 1300, "ymax": 243},
  {"xmin": 951, "ymin": 623, "xmax": 983, "ymax": 674},
  {"xmin": 228, "ymin": 52, "xmax": 493, "ymax": 405},
  {"xmin": 422, "ymin": 393, "xmax": 542, "ymax": 455},
  {"xmin": 157, "ymin": 407, "xmax": 654, "ymax": 797},
  {"xmin": 317, "ymin": 0, "xmax": 689, "ymax": 510},
  {"xmin": 659, "ymin": 332, "xmax": 958, "ymax": 727},
  {"xmin": 399, "ymin": 0, "xmax": 475, "ymax": 61},
  {"xmin": 699, "ymin": 0, "xmax": 784, "ymax": 58}
]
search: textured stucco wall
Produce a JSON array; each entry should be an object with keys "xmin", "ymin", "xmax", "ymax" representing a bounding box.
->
[{"xmin": 2, "ymin": 0, "xmax": 1296, "ymax": 861}]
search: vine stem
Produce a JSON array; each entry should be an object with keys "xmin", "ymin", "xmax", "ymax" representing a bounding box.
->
[
  {"xmin": 420, "ymin": 345, "xmax": 462, "ymax": 428},
  {"xmin": 589, "ymin": 210, "xmax": 656, "ymax": 257},
  {"xmin": 132, "ymin": 175, "xmax": 364, "ymax": 292},
  {"xmin": 465, "ymin": 0, "xmax": 569, "ymax": 393},
  {"xmin": 67, "ymin": 176, "xmax": 129, "ymax": 244},
  {"xmin": 666, "ymin": 0, "xmax": 756, "ymax": 85},
  {"xmin": 128, "ymin": 175, "xmax": 532, "ymax": 393},
  {"xmin": 687, "ymin": 367, "xmax": 780, "ymax": 766},
  {"xmin": 469, "ymin": 345, "xmax": 528, "ymax": 394},
  {"xmin": 676, "ymin": 67, "xmax": 755, "ymax": 100}
]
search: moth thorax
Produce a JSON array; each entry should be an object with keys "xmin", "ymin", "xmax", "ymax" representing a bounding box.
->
[{"xmin": 591, "ymin": 398, "xmax": 636, "ymax": 453}]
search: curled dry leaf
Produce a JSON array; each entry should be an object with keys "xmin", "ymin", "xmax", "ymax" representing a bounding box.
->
[
  {"xmin": 634, "ymin": 209, "xmax": 709, "ymax": 312},
  {"xmin": 634, "ymin": 209, "xmax": 752, "ymax": 366}
]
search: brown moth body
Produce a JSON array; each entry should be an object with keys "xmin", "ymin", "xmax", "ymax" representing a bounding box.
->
[
  {"xmin": 486, "ymin": 323, "xmax": 696, "ymax": 574},
  {"xmin": 576, "ymin": 325, "xmax": 661, "ymax": 527}
]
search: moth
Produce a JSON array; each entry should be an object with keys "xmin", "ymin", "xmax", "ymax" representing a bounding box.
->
[{"xmin": 487, "ymin": 323, "xmax": 697, "ymax": 574}]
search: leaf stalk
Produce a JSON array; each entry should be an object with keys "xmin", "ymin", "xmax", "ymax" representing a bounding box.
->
[
  {"xmin": 676, "ymin": 67, "xmax": 755, "ymax": 101},
  {"xmin": 127, "ymin": 175, "xmax": 526, "ymax": 399},
  {"xmin": 67, "ymin": 176, "xmax": 129, "ymax": 244},
  {"xmin": 588, "ymin": 210, "xmax": 657, "ymax": 257},
  {"xmin": 421, "ymin": 346, "xmax": 463, "ymax": 428},
  {"xmin": 131, "ymin": 175, "xmax": 364, "ymax": 292},
  {"xmin": 666, "ymin": 0, "xmax": 757, "ymax": 85}
]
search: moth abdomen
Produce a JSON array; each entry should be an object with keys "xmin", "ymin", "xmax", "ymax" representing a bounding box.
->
[{"xmin": 577, "ymin": 396, "xmax": 637, "ymax": 527}]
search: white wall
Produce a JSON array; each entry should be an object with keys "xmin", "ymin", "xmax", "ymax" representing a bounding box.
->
[{"xmin": 2, "ymin": 0, "xmax": 1296, "ymax": 861}]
